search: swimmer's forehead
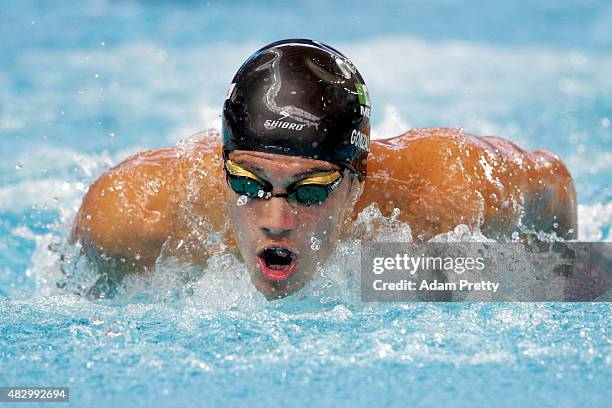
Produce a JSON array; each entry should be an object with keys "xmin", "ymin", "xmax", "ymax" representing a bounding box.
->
[{"xmin": 228, "ymin": 150, "xmax": 340, "ymax": 179}]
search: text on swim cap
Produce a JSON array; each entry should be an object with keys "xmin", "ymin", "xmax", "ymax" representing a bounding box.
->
[
  {"xmin": 360, "ymin": 105, "xmax": 371, "ymax": 119},
  {"xmin": 264, "ymin": 120, "xmax": 305, "ymax": 131},
  {"xmin": 350, "ymin": 129, "xmax": 370, "ymax": 151}
]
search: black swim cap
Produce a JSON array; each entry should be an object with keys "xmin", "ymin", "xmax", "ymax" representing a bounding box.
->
[{"xmin": 222, "ymin": 39, "xmax": 371, "ymax": 180}]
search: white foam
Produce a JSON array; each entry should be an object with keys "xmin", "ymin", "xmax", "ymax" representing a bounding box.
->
[
  {"xmin": 578, "ymin": 202, "xmax": 612, "ymax": 241},
  {"xmin": 0, "ymin": 146, "xmax": 153, "ymax": 213},
  {"xmin": 341, "ymin": 35, "xmax": 612, "ymax": 139},
  {"xmin": 13, "ymin": 41, "xmax": 260, "ymax": 130},
  {"xmin": 10, "ymin": 35, "xmax": 611, "ymax": 141},
  {"xmin": 567, "ymin": 151, "xmax": 612, "ymax": 176},
  {"xmin": 371, "ymin": 103, "xmax": 411, "ymax": 140},
  {"xmin": 0, "ymin": 178, "xmax": 81, "ymax": 213}
]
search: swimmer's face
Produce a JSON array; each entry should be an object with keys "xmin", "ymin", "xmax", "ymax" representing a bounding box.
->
[{"xmin": 225, "ymin": 150, "xmax": 363, "ymax": 299}]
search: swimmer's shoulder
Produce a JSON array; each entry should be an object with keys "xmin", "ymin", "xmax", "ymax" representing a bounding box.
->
[
  {"xmin": 370, "ymin": 128, "xmax": 478, "ymax": 182},
  {"xmin": 72, "ymin": 132, "xmax": 225, "ymax": 267},
  {"xmin": 361, "ymin": 129, "xmax": 487, "ymax": 238},
  {"xmin": 72, "ymin": 147, "xmax": 184, "ymax": 264},
  {"xmin": 372, "ymin": 127, "xmax": 545, "ymax": 174}
]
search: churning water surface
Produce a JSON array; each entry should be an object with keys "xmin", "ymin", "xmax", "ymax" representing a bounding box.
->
[{"xmin": 0, "ymin": 1, "xmax": 611, "ymax": 406}]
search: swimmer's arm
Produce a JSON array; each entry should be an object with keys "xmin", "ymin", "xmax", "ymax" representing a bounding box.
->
[
  {"xmin": 479, "ymin": 136, "xmax": 578, "ymax": 240},
  {"xmin": 70, "ymin": 143, "xmax": 235, "ymax": 294},
  {"xmin": 71, "ymin": 149, "xmax": 180, "ymax": 278},
  {"xmin": 522, "ymin": 149, "xmax": 578, "ymax": 239}
]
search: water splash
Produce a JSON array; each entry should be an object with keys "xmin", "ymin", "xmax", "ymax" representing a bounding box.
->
[
  {"xmin": 236, "ymin": 195, "xmax": 248, "ymax": 206},
  {"xmin": 310, "ymin": 236, "xmax": 321, "ymax": 251}
]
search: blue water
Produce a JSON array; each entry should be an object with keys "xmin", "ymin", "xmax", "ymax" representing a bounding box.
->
[{"xmin": 0, "ymin": 1, "xmax": 610, "ymax": 406}]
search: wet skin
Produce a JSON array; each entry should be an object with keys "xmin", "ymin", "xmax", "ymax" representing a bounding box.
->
[{"xmin": 70, "ymin": 128, "xmax": 577, "ymax": 298}]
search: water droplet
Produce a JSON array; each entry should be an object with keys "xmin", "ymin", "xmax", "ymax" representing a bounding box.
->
[
  {"xmin": 236, "ymin": 195, "xmax": 248, "ymax": 206},
  {"xmin": 15, "ymin": 162, "xmax": 23, "ymax": 170},
  {"xmin": 107, "ymin": 132, "xmax": 115, "ymax": 139},
  {"xmin": 94, "ymin": 73, "xmax": 99, "ymax": 78},
  {"xmin": 100, "ymin": 41, "xmax": 105, "ymax": 46},
  {"xmin": 310, "ymin": 236, "xmax": 321, "ymax": 251},
  {"xmin": 257, "ymin": 189, "xmax": 264, "ymax": 198},
  {"xmin": 602, "ymin": 118, "xmax": 610, "ymax": 128}
]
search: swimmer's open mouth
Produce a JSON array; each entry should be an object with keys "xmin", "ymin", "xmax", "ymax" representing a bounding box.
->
[{"xmin": 256, "ymin": 247, "xmax": 297, "ymax": 282}]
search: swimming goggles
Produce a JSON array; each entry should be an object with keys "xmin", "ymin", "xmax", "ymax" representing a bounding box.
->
[{"xmin": 224, "ymin": 159, "xmax": 343, "ymax": 206}]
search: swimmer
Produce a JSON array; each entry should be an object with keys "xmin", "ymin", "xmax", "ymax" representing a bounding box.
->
[{"xmin": 70, "ymin": 39, "xmax": 577, "ymax": 299}]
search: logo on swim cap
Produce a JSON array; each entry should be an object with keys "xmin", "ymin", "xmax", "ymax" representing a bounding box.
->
[
  {"xmin": 264, "ymin": 119, "xmax": 305, "ymax": 131},
  {"xmin": 355, "ymin": 83, "xmax": 370, "ymax": 106}
]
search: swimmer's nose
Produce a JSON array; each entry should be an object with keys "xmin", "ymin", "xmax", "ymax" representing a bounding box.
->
[{"xmin": 259, "ymin": 197, "xmax": 297, "ymax": 238}]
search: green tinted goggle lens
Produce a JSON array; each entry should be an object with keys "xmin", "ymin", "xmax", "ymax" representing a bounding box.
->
[
  {"xmin": 224, "ymin": 160, "xmax": 342, "ymax": 206},
  {"xmin": 292, "ymin": 184, "xmax": 330, "ymax": 204},
  {"xmin": 228, "ymin": 176, "xmax": 265, "ymax": 198}
]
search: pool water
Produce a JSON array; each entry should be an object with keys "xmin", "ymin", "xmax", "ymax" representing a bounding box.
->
[{"xmin": 1, "ymin": 1, "xmax": 610, "ymax": 406}]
